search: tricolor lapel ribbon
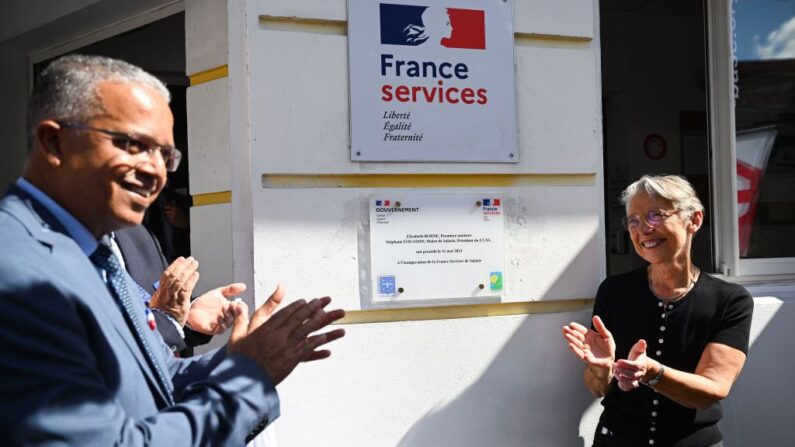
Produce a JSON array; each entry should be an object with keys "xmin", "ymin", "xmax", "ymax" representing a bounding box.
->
[{"xmin": 144, "ymin": 306, "xmax": 157, "ymax": 331}]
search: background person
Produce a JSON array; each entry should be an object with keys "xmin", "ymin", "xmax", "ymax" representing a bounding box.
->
[
  {"xmin": 562, "ymin": 174, "xmax": 753, "ymax": 447},
  {"xmin": 114, "ymin": 224, "xmax": 244, "ymax": 355},
  {"xmin": 0, "ymin": 54, "xmax": 345, "ymax": 446}
]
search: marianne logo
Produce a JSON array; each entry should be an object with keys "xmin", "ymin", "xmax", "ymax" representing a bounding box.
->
[{"xmin": 379, "ymin": 3, "xmax": 486, "ymax": 50}]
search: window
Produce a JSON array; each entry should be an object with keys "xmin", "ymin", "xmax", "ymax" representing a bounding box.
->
[{"xmin": 710, "ymin": 0, "xmax": 795, "ymax": 277}]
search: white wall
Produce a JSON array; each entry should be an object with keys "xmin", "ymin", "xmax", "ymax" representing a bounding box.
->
[{"xmin": 231, "ymin": 0, "xmax": 606, "ymax": 445}]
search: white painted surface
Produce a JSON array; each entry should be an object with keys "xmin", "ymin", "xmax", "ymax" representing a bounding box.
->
[
  {"xmin": 185, "ymin": 0, "xmax": 228, "ymax": 74},
  {"xmin": 237, "ymin": 0, "xmax": 607, "ymax": 445},
  {"xmin": 252, "ymin": 186, "xmax": 603, "ymax": 310},
  {"xmin": 190, "ymin": 203, "xmax": 235, "ymax": 355},
  {"xmin": 229, "ymin": 0, "xmax": 258, "ymax": 306},
  {"xmin": 721, "ymin": 294, "xmax": 795, "ymax": 445},
  {"xmin": 256, "ymin": 0, "xmax": 593, "ymax": 38},
  {"xmin": 273, "ymin": 310, "xmax": 599, "ymax": 447},
  {"xmin": 190, "ymin": 203, "xmax": 235, "ymax": 295},
  {"xmin": 187, "ymin": 77, "xmax": 232, "ymax": 195},
  {"xmin": 249, "ymin": 31, "xmax": 600, "ymax": 174}
]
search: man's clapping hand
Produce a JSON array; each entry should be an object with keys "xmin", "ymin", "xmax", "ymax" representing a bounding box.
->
[
  {"xmin": 187, "ymin": 282, "xmax": 247, "ymax": 335},
  {"xmin": 227, "ymin": 286, "xmax": 346, "ymax": 385}
]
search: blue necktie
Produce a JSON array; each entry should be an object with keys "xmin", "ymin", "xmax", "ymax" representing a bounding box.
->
[{"xmin": 90, "ymin": 237, "xmax": 175, "ymax": 406}]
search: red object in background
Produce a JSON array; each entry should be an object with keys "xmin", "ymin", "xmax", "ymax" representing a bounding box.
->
[
  {"xmin": 441, "ymin": 8, "xmax": 486, "ymax": 50},
  {"xmin": 737, "ymin": 160, "xmax": 763, "ymax": 257}
]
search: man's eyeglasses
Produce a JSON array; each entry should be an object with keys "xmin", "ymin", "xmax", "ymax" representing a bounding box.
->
[
  {"xmin": 622, "ymin": 209, "xmax": 680, "ymax": 232},
  {"xmin": 58, "ymin": 123, "xmax": 182, "ymax": 172}
]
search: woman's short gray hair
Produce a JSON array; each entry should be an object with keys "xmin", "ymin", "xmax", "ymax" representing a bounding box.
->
[
  {"xmin": 27, "ymin": 54, "xmax": 170, "ymax": 145},
  {"xmin": 621, "ymin": 174, "xmax": 705, "ymax": 215}
]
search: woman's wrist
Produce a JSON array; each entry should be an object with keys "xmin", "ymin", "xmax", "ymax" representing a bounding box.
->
[
  {"xmin": 589, "ymin": 364, "xmax": 613, "ymax": 382},
  {"xmin": 641, "ymin": 360, "xmax": 664, "ymax": 386}
]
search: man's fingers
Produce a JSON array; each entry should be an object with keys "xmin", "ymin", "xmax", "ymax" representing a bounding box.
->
[
  {"xmin": 229, "ymin": 301, "xmax": 250, "ymax": 343},
  {"xmin": 278, "ymin": 297, "xmax": 330, "ymax": 333},
  {"xmin": 302, "ymin": 350, "xmax": 332, "ymax": 362},
  {"xmin": 166, "ymin": 256, "xmax": 190, "ymax": 278},
  {"xmin": 184, "ymin": 271, "xmax": 200, "ymax": 294},
  {"xmin": 220, "ymin": 282, "xmax": 247, "ymax": 298},
  {"xmin": 291, "ymin": 307, "xmax": 345, "ymax": 342},
  {"xmin": 300, "ymin": 328, "xmax": 346, "ymax": 361},
  {"xmin": 249, "ymin": 284, "xmax": 285, "ymax": 329},
  {"xmin": 263, "ymin": 298, "xmax": 308, "ymax": 329}
]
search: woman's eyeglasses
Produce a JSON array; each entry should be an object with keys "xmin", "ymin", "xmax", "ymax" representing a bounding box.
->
[
  {"xmin": 58, "ymin": 122, "xmax": 182, "ymax": 172},
  {"xmin": 622, "ymin": 209, "xmax": 680, "ymax": 232}
]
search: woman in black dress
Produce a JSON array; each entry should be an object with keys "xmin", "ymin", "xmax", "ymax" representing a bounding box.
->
[{"xmin": 563, "ymin": 175, "xmax": 753, "ymax": 447}]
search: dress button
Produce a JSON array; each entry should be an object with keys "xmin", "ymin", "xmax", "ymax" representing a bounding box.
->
[
  {"xmin": 659, "ymin": 338, "xmax": 664, "ymax": 344},
  {"xmin": 658, "ymin": 302, "xmax": 663, "ymax": 307},
  {"xmin": 660, "ymin": 326, "xmax": 666, "ymax": 331},
  {"xmin": 661, "ymin": 313, "xmax": 666, "ymax": 318},
  {"xmin": 652, "ymin": 411, "xmax": 658, "ymax": 417},
  {"xmin": 649, "ymin": 440, "xmax": 655, "ymax": 445},
  {"xmin": 651, "ymin": 426, "xmax": 657, "ymax": 432},
  {"xmin": 653, "ymin": 399, "xmax": 659, "ymax": 405},
  {"xmin": 656, "ymin": 350, "xmax": 662, "ymax": 356},
  {"xmin": 668, "ymin": 304, "xmax": 673, "ymax": 310}
]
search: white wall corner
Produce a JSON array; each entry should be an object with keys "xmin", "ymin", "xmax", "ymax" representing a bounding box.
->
[{"xmin": 186, "ymin": 0, "xmax": 229, "ymax": 74}]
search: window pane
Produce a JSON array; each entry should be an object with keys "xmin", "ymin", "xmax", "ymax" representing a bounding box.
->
[{"xmin": 734, "ymin": 0, "xmax": 795, "ymax": 258}]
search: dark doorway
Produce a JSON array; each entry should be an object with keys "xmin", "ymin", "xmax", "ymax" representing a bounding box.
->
[{"xmin": 600, "ymin": 0, "xmax": 713, "ymax": 275}]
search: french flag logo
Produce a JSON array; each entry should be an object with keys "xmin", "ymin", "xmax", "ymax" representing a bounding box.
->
[{"xmin": 379, "ymin": 3, "xmax": 486, "ymax": 50}]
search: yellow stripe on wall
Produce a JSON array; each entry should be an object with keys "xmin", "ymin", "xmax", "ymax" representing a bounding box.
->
[
  {"xmin": 257, "ymin": 15, "xmax": 593, "ymax": 43},
  {"xmin": 192, "ymin": 191, "xmax": 231, "ymax": 206},
  {"xmin": 189, "ymin": 65, "xmax": 229, "ymax": 86},
  {"xmin": 262, "ymin": 173, "xmax": 595, "ymax": 189},
  {"xmin": 337, "ymin": 299, "xmax": 594, "ymax": 325}
]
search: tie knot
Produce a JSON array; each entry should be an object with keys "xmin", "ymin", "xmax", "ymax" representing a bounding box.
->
[{"xmin": 90, "ymin": 237, "xmax": 121, "ymax": 274}]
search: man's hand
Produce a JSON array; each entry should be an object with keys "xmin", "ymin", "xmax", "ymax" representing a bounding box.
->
[
  {"xmin": 149, "ymin": 257, "xmax": 199, "ymax": 326},
  {"xmin": 186, "ymin": 283, "xmax": 247, "ymax": 335},
  {"xmin": 227, "ymin": 291, "xmax": 346, "ymax": 385}
]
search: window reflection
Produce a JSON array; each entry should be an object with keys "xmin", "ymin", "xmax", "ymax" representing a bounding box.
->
[{"xmin": 734, "ymin": 0, "xmax": 795, "ymax": 258}]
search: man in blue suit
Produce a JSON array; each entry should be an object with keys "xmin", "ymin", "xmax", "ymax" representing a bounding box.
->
[{"xmin": 0, "ymin": 54, "xmax": 345, "ymax": 445}]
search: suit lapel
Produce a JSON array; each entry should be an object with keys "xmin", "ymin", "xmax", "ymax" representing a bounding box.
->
[{"xmin": 1, "ymin": 187, "xmax": 172, "ymax": 406}]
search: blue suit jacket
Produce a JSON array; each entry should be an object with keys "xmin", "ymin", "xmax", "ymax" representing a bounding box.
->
[{"xmin": 0, "ymin": 186, "xmax": 279, "ymax": 446}]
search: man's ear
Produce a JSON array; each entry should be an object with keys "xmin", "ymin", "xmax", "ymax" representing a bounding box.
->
[{"xmin": 34, "ymin": 120, "xmax": 64, "ymax": 167}]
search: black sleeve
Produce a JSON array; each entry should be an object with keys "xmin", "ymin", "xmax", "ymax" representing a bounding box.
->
[
  {"xmin": 153, "ymin": 310, "xmax": 187, "ymax": 353},
  {"xmin": 184, "ymin": 328, "xmax": 212, "ymax": 347},
  {"xmin": 591, "ymin": 279, "xmax": 612, "ymax": 331},
  {"xmin": 711, "ymin": 285, "xmax": 753, "ymax": 354}
]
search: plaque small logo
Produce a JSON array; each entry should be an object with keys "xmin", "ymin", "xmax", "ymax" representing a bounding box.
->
[
  {"xmin": 378, "ymin": 275, "xmax": 397, "ymax": 296},
  {"xmin": 489, "ymin": 272, "xmax": 503, "ymax": 291}
]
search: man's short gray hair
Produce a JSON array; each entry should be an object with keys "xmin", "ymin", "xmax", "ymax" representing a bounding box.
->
[
  {"xmin": 27, "ymin": 54, "xmax": 170, "ymax": 146},
  {"xmin": 621, "ymin": 174, "xmax": 705, "ymax": 215}
]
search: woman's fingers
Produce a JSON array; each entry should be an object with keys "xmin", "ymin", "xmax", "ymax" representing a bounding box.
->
[{"xmin": 592, "ymin": 315, "xmax": 613, "ymax": 340}]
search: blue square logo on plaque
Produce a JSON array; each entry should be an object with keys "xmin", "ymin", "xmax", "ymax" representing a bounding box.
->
[{"xmin": 378, "ymin": 275, "xmax": 396, "ymax": 296}]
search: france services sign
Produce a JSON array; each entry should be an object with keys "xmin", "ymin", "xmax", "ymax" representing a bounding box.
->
[{"xmin": 348, "ymin": 0, "xmax": 518, "ymax": 162}]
